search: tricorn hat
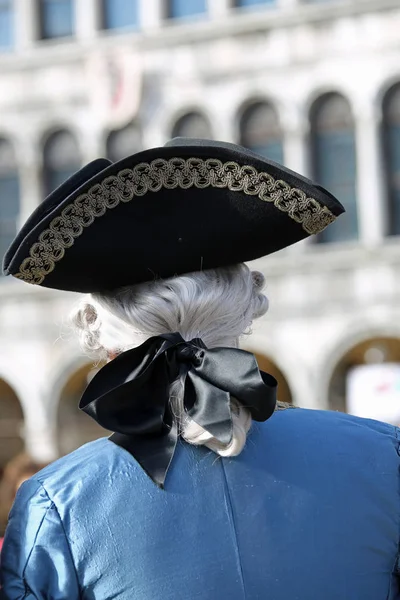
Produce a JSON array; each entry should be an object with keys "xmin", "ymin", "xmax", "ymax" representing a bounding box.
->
[{"xmin": 3, "ymin": 138, "xmax": 345, "ymax": 293}]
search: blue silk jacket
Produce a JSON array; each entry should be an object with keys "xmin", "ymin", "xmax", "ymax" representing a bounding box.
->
[{"xmin": 1, "ymin": 407, "xmax": 400, "ymax": 599}]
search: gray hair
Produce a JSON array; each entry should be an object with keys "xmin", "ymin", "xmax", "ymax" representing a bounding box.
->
[{"xmin": 71, "ymin": 264, "xmax": 268, "ymax": 458}]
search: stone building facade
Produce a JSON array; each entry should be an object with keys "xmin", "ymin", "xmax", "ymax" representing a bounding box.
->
[{"xmin": 0, "ymin": 0, "xmax": 400, "ymax": 467}]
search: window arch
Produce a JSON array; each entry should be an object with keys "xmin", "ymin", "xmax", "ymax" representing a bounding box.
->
[
  {"xmin": 106, "ymin": 123, "xmax": 142, "ymax": 163},
  {"xmin": 43, "ymin": 130, "xmax": 81, "ymax": 196},
  {"xmin": 310, "ymin": 93, "xmax": 358, "ymax": 243},
  {"xmin": 171, "ymin": 111, "xmax": 213, "ymax": 140},
  {"xmin": 239, "ymin": 101, "xmax": 284, "ymax": 164},
  {"xmin": 382, "ymin": 83, "xmax": 400, "ymax": 236},
  {"xmin": 0, "ymin": 138, "xmax": 20, "ymax": 270}
]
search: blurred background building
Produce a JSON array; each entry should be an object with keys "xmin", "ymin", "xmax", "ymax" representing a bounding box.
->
[{"xmin": 0, "ymin": 0, "xmax": 400, "ymax": 487}]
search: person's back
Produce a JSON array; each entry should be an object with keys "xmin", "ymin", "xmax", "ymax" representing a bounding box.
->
[
  {"xmin": 4, "ymin": 138, "xmax": 396, "ymax": 599},
  {"xmin": 2, "ymin": 407, "xmax": 400, "ymax": 599}
]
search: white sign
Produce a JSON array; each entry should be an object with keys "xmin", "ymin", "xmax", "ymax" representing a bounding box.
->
[{"xmin": 347, "ymin": 363, "xmax": 400, "ymax": 425}]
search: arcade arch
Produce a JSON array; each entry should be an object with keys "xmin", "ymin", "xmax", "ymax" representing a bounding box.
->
[
  {"xmin": 327, "ymin": 336, "xmax": 400, "ymax": 424},
  {"xmin": 57, "ymin": 363, "xmax": 109, "ymax": 455},
  {"xmin": 253, "ymin": 352, "xmax": 293, "ymax": 405}
]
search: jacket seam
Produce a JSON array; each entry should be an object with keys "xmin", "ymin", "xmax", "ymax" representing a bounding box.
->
[
  {"xmin": 35, "ymin": 482, "xmax": 82, "ymax": 600},
  {"xmin": 220, "ymin": 459, "xmax": 247, "ymax": 600},
  {"xmin": 21, "ymin": 496, "xmax": 52, "ymax": 584}
]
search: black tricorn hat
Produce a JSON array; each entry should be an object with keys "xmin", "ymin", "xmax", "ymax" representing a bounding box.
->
[{"xmin": 3, "ymin": 138, "xmax": 345, "ymax": 293}]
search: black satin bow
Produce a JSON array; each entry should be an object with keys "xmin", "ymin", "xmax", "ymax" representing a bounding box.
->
[{"xmin": 79, "ymin": 333, "xmax": 277, "ymax": 488}]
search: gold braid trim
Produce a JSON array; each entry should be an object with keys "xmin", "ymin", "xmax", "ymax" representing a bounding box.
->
[
  {"xmin": 15, "ymin": 157, "xmax": 336, "ymax": 285},
  {"xmin": 275, "ymin": 401, "xmax": 297, "ymax": 411}
]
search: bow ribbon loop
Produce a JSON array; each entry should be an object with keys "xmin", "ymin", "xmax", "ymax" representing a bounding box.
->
[{"xmin": 80, "ymin": 332, "xmax": 277, "ymax": 488}]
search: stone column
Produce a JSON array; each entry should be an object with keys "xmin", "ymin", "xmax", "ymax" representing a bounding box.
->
[
  {"xmin": 25, "ymin": 422, "xmax": 59, "ymax": 463},
  {"xmin": 282, "ymin": 108, "xmax": 313, "ymax": 252},
  {"xmin": 208, "ymin": 0, "xmax": 232, "ymax": 20},
  {"xmin": 76, "ymin": 0, "xmax": 100, "ymax": 41},
  {"xmin": 19, "ymin": 163, "xmax": 43, "ymax": 226},
  {"xmin": 283, "ymin": 122, "xmax": 310, "ymax": 177},
  {"xmin": 12, "ymin": 345, "xmax": 60, "ymax": 462},
  {"xmin": 140, "ymin": 0, "xmax": 164, "ymax": 31},
  {"xmin": 14, "ymin": 0, "xmax": 39, "ymax": 51},
  {"xmin": 17, "ymin": 131, "xmax": 43, "ymax": 225},
  {"xmin": 354, "ymin": 105, "xmax": 386, "ymax": 245}
]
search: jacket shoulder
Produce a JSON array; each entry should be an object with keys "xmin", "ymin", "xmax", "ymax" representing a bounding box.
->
[
  {"xmin": 250, "ymin": 407, "xmax": 400, "ymax": 476},
  {"xmin": 275, "ymin": 406, "xmax": 399, "ymax": 438},
  {"xmin": 33, "ymin": 437, "xmax": 138, "ymax": 491}
]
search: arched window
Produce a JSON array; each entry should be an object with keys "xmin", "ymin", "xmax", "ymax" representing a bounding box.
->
[
  {"xmin": 39, "ymin": 0, "xmax": 74, "ymax": 39},
  {"xmin": 382, "ymin": 84, "xmax": 400, "ymax": 236},
  {"xmin": 43, "ymin": 130, "xmax": 81, "ymax": 196},
  {"xmin": 0, "ymin": 138, "xmax": 19, "ymax": 270},
  {"xmin": 106, "ymin": 123, "xmax": 142, "ymax": 163},
  {"xmin": 0, "ymin": 0, "xmax": 13, "ymax": 49},
  {"xmin": 102, "ymin": 0, "xmax": 139, "ymax": 31},
  {"xmin": 167, "ymin": 0, "xmax": 207, "ymax": 19},
  {"xmin": 171, "ymin": 112, "xmax": 213, "ymax": 139},
  {"xmin": 240, "ymin": 101, "xmax": 284, "ymax": 164},
  {"xmin": 310, "ymin": 93, "xmax": 358, "ymax": 243}
]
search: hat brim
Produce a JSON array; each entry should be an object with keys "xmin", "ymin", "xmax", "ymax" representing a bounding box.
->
[{"xmin": 3, "ymin": 140, "xmax": 345, "ymax": 293}]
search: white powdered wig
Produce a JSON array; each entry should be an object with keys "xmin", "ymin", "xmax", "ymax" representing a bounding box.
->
[{"xmin": 71, "ymin": 264, "xmax": 268, "ymax": 458}]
